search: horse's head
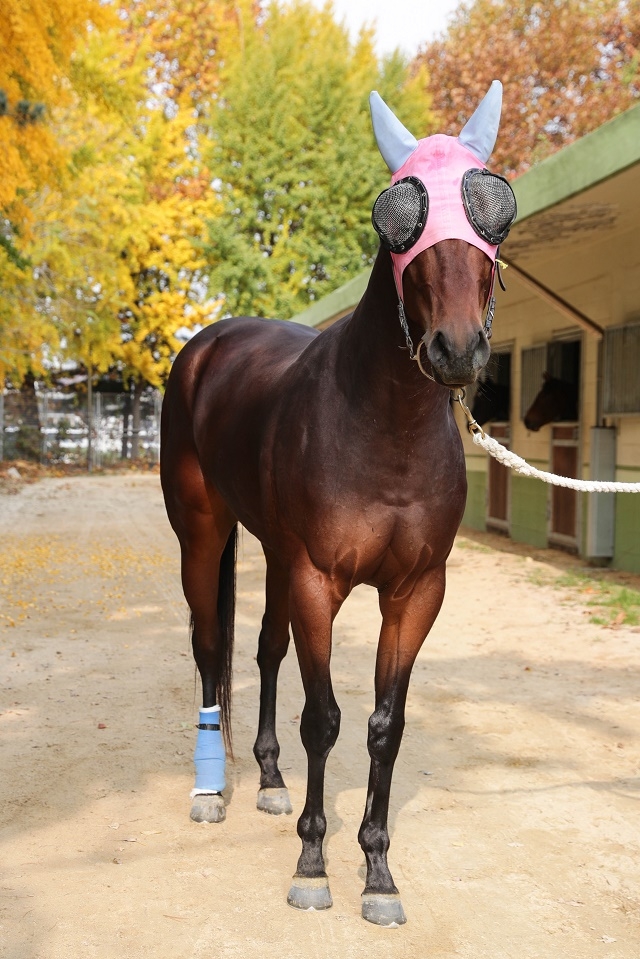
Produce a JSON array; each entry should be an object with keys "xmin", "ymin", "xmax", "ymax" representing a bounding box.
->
[
  {"xmin": 524, "ymin": 373, "xmax": 579, "ymax": 431},
  {"xmin": 370, "ymin": 82, "xmax": 516, "ymax": 387}
]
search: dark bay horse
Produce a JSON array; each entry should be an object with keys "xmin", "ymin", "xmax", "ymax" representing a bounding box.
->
[
  {"xmin": 523, "ymin": 372, "xmax": 578, "ymax": 431},
  {"xmin": 161, "ymin": 82, "xmax": 516, "ymax": 925}
]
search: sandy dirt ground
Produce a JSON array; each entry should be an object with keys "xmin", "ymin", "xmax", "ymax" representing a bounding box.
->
[{"xmin": 1, "ymin": 472, "xmax": 639, "ymax": 959}]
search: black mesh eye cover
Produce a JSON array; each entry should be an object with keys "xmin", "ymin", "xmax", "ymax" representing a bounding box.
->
[
  {"xmin": 371, "ymin": 176, "xmax": 428, "ymax": 254},
  {"xmin": 461, "ymin": 168, "xmax": 517, "ymax": 246}
]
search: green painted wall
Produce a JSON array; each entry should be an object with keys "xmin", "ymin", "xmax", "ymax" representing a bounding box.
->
[
  {"xmin": 509, "ymin": 475, "xmax": 548, "ymax": 548},
  {"xmin": 463, "ymin": 470, "xmax": 640, "ymax": 568},
  {"xmin": 613, "ymin": 495, "xmax": 640, "ymax": 573},
  {"xmin": 462, "ymin": 470, "xmax": 486, "ymax": 531}
]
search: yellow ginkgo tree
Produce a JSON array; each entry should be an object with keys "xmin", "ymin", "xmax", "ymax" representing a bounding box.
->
[
  {"xmin": 6, "ymin": 11, "xmax": 223, "ymax": 456},
  {"xmin": 0, "ymin": 0, "xmax": 111, "ymax": 226}
]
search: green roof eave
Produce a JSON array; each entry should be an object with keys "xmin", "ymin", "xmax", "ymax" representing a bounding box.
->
[
  {"xmin": 293, "ymin": 269, "xmax": 371, "ymax": 327},
  {"xmin": 514, "ymin": 101, "xmax": 640, "ymax": 222}
]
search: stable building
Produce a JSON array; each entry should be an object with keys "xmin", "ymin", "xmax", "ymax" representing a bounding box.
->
[{"xmin": 293, "ymin": 102, "xmax": 640, "ymax": 573}]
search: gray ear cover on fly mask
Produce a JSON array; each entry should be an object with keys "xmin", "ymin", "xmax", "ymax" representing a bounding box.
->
[
  {"xmin": 458, "ymin": 80, "xmax": 503, "ymax": 164},
  {"xmin": 369, "ymin": 91, "xmax": 419, "ymax": 174}
]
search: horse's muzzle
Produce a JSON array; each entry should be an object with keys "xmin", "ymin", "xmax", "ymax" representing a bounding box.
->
[
  {"xmin": 523, "ymin": 416, "xmax": 541, "ymax": 432},
  {"xmin": 426, "ymin": 327, "xmax": 490, "ymax": 387}
]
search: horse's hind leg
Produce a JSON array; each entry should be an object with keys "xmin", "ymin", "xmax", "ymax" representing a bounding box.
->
[
  {"xmin": 163, "ymin": 469, "xmax": 237, "ymax": 824},
  {"xmin": 186, "ymin": 510, "xmax": 238, "ymax": 823},
  {"xmin": 254, "ymin": 547, "xmax": 293, "ymax": 815}
]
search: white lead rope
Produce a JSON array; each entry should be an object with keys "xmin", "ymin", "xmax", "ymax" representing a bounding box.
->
[
  {"xmin": 471, "ymin": 430, "xmax": 640, "ymax": 493},
  {"xmin": 451, "ymin": 391, "xmax": 640, "ymax": 494}
]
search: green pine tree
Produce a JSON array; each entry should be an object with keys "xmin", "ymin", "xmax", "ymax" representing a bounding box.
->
[{"xmin": 204, "ymin": 0, "xmax": 433, "ymax": 319}]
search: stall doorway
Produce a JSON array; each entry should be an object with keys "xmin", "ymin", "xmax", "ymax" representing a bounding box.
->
[
  {"xmin": 547, "ymin": 339, "xmax": 581, "ymax": 549},
  {"xmin": 484, "ymin": 351, "xmax": 512, "ymax": 531}
]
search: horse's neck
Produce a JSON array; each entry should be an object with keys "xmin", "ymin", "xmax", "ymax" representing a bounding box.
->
[
  {"xmin": 561, "ymin": 381, "xmax": 578, "ymax": 418},
  {"xmin": 343, "ymin": 248, "xmax": 403, "ymax": 355},
  {"xmin": 333, "ymin": 249, "xmax": 449, "ymax": 425},
  {"xmin": 551, "ymin": 379, "xmax": 577, "ymax": 417}
]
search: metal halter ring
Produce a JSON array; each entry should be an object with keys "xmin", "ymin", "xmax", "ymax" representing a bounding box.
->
[{"xmin": 413, "ymin": 340, "xmax": 437, "ymax": 383}]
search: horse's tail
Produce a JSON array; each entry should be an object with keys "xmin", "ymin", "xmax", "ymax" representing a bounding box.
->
[
  {"xmin": 217, "ymin": 523, "xmax": 238, "ymax": 755},
  {"xmin": 190, "ymin": 523, "xmax": 238, "ymax": 756}
]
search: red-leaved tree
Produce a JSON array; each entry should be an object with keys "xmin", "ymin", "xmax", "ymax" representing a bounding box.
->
[{"xmin": 417, "ymin": 0, "xmax": 640, "ymax": 176}]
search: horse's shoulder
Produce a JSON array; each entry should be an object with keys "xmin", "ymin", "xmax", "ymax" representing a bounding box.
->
[
  {"xmin": 170, "ymin": 316, "xmax": 319, "ymax": 384},
  {"xmin": 191, "ymin": 315, "xmax": 317, "ymax": 350}
]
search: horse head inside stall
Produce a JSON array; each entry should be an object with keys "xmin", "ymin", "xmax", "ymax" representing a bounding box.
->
[
  {"xmin": 524, "ymin": 372, "xmax": 578, "ymax": 431},
  {"xmin": 160, "ymin": 81, "xmax": 517, "ymax": 927},
  {"xmin": 471, "ymin": 376, "xmax": 511, "ymax": 426}
]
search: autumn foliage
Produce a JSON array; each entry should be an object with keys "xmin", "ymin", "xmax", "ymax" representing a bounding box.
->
[
  {"xmin": 1, "ymin": 0, "xmax": 639, "ymax": 397},
  {"xmin": 418, "ymin": 0, "xmax": 640, "ymax": 176},
  {"xmin": 0, "ymin": 0, "xmax": 112, "ymax": 221}
]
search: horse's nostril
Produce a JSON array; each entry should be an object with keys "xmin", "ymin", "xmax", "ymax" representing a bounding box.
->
[
  {"xmin": 427, "ymin": 330, "xmax": 448, "ymax": 364},
  {"xmin": 473, "ymin": 329, "xmax": 491, "ymax": 371}
]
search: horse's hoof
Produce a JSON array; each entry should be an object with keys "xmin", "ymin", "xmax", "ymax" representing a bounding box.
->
[
  {"xmin": 257, "ymin": 787, "xmax": 293, "ymax": 815},
  {"xmin": 361, "ymin": 893, "xmax": 406, "ymax": 927},
  {"xmin": 287, "ymin": 876, "xmax": 332, "ymax": 911},
  {"xmin": 190, "ymin": 793, "xmax": 226, "ymax": 823}
]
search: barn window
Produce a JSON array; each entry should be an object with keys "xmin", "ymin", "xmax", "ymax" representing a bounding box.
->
[
  {"xmin": 472, "ymin": 350, "xmax": 512, "ymax": 416},
  {"xmin": 603, "ymin": 323, "xmax": 640, "ymax": 414},
  {"xmin": 521, "ymin": 339, "xmax": 581, "ymax": 420},
  {"xmin": 487, "ymin": 350, "xmax": 511, "ymax": 391},
  {"xmin": 520, "ymin": 345, "xmax": 547, "ymax": 418},
  {"xmin": 547, "ymin": 339, "xmax": 580, "ymax": 384}
]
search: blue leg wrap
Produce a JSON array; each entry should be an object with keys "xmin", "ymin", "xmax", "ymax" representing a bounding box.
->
[{"xmin": 193, "ymin": 705, "xmax": 226, "ymax": 794}]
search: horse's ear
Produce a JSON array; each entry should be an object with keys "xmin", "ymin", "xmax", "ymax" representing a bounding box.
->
[
  {"xmin": 543, "ymin": 371, "xmax": 550, "ymax": 381},
  {"xmin": 458, "ymin": 80, "xmax": 503, "ymax": 164},
  {"xmin": 369, "ymin": 91, "xmax": 419, "ymax": 174}
]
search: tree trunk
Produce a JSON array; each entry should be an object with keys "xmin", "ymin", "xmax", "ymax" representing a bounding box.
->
[
  {"xmin": 131, "ymin": 381, "xmax": 144, "ymax": 460},
  {"xmin": 121, "ymin": 389, "xmax": 132, "ymax": 460},
  {"xmin": 0, "ymin": 387, "xmax": 4, "ymax": 462},
  {"xmin": 15, "ymin": 373, "xmax": 42, "ymax": 462},
  {"xmin": 87, "ymin": 366, "xmax": 93, "ymax": 472}
]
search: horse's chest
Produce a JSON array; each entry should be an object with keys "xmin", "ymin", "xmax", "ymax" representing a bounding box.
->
[
  {"xmin": 290, "ymin": 460, "xmax": 466, "ymax": 586},
  {"xmin": 266, "ymin": 391, "xmax": 467, "ymax": 579},
  {"xmin": 318, "ymin": 435, "xmax": 465, "ymax": 515}
]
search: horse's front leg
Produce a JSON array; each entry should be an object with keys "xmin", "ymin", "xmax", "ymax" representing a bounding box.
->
[
  {"xmin": 358, "ymin": 563, "xmax": 446, "ymax": 927},
  {"xmin": 286, "ymin": 563, "xmax": 343, "ymax": 912},
  {"xmin": 253, "ymin": 547, "xmax": 293, "ymax": 815}
]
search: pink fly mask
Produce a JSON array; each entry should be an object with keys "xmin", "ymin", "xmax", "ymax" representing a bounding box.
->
[{"xmin": 369, "ymin": 81, "xmax": 516, "ymax": 305}]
